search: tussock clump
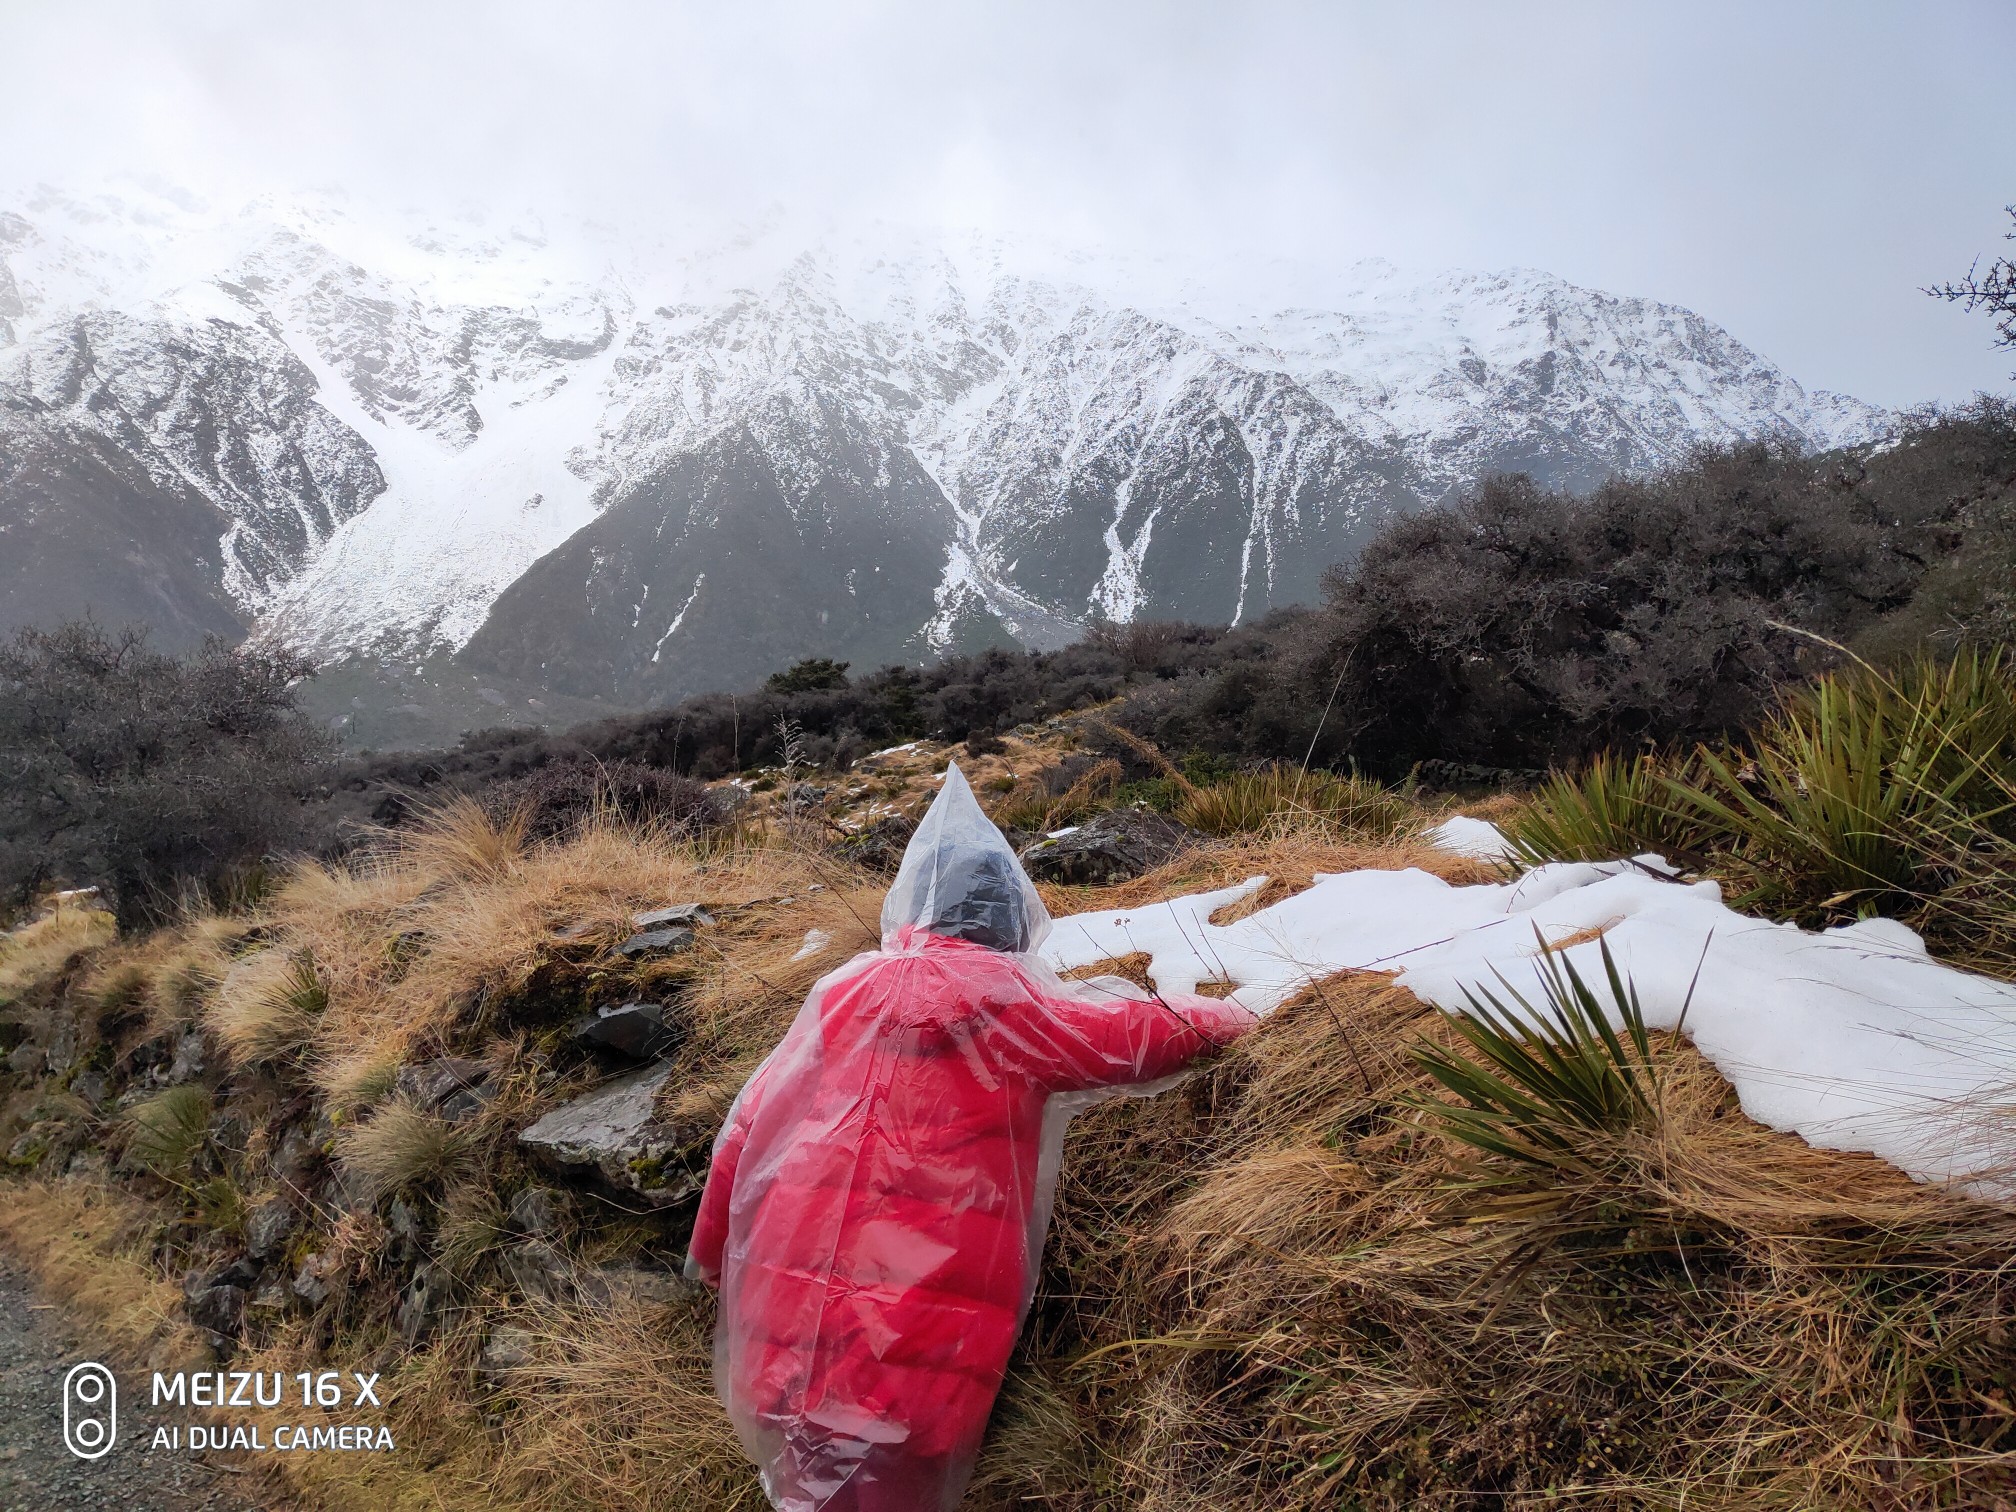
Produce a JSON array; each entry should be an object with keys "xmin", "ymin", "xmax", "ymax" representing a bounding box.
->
[
  {"xmin": 0, "ymin": 900, "xmax": 115, "ymax": 1006},
  {"xmin": 1084, "ymin": 725, "xmax": 1418, "ymax": 842},
  {"xmin": 206, "ymin": 948, "xmax": 327, "ymax": 1066},
  {"xmin": 1513, "ymin": 649, "xmax": 2016, "ymax": 968},
  {"xmin": 483, "ymin": 759, "xmax": 730, "ymax": 842},
  {"xmin": 1504, "ymin": 750, "xmax": 1714, "ymax": 868},
  {"xmin": 120, "ymin": 1085, "xmax": 213, "ymax": 1183},
  {"xmin": 122, "ymin": 910, "xmax": 250, "ymax": 1037},
  {"xmin": 1177, "ymin": 766, "xmax": 1415, "ymax": 840},
  {"xmin": 399, "ymin": 793, "xmax": 534, "ymax": 883},
  {"xmin": 471, "ymin": 1296, "xmax": 768, "ymax": 1511},
  {"xmin": 314, "ymin": 1043, "xmax": 406, "ymax": 1116},
  {"xmin": 1030, "ymin": 972, "xmax": 2016, "ymax": 1510},
  {"xmin": 334, "ymin": 1095, "xmax": 478, "ymax": 1205}
]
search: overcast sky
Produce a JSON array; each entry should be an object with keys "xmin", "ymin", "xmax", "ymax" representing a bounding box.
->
[{"xmin": 4, "ymin": 0, "xmax": 2010, "ymax": 407}]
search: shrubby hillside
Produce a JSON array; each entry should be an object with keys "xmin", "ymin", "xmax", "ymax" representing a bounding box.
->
[
  {"xmin": 7, "ymin": 398, "xmax": 2008, "ymax": 923},
  {"xmin": 304, "ymin": 398, "xmax": 2016, "ymax": 846}
]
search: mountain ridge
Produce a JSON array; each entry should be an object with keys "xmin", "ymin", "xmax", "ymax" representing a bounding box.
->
[{"xmin": 0, "ymin": 185, "xmax": 1891, "ymax": 729}]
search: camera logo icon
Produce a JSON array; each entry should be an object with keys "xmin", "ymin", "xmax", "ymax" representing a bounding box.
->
[{"xmin": 62, "ymin": 1362, "xmax": 117, "ymax": 1460}]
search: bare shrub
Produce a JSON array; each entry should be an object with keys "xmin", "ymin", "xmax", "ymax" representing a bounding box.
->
[{"xmin": 0, "ymin": 622, "xmax": 332, "ymax": 923}]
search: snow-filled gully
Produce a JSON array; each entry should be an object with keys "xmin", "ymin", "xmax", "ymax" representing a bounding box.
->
[{"xmin": 1040, "ymin": 821, "xmax": 2016, "ymax": 1198}]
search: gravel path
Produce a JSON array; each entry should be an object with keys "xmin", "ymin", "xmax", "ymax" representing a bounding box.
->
[{"xmin": 0, "ymin": 1251, "xmax": 284, "ymax": 1512}]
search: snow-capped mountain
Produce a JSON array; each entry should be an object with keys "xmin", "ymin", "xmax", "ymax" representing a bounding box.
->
[{"xmin": 0, "ymin": 184, "xmax": 1889, "ymax": 714}]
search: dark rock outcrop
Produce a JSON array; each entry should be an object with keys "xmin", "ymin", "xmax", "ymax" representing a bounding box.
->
[
  {"xmin": 1018, "ymin": 806, "xmax": 1201, "ymax": 886},
  {"xmin": 568, "ymin": 1001, "xmax": 679, "ymax": 1061}
]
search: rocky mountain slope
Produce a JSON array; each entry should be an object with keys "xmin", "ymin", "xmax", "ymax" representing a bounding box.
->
[{"xmin": 0, "ymin": 185, "xmax": 1890, "ymax": 720}]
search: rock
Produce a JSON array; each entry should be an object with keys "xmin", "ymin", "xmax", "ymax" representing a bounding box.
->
[
  {"xmin": 835, "ymin": 813, "xmax": 917, "ymax": 873},
  {"xmin": 166, "ymin": 1031, "xmax": 206, "ymax": 1085},
  {"xmin": 397, "ymin": 1263, "xmax": 444, "ymax": 1344},
  {"xmin": 506, "ymin": 1186, "xmax": 562, "ymax": 1238},
  {"xmin": 504, "ymin": 1239, "xmax": 574, "ymax": 1302},
  {"xmin": 582, "ymin": 1264, "xmax": 700, "ymax": 1309},
  {"xmin": 290, "ymin": 1254, "xmax": 333, "ymax": 1307},
  {"xmin": 568, "ymin": 1001, "xmax": 678, "ymax": 1061},
  {"xmin": 249, "ymin": 1279, "xmax": 289, "ymax": 1312},
  {"xmin": 480, "ymin": 1324, "xmax": 536, "ymax": 1373},
  {"xmin": 386, "ymin": 1196, "xmax": 422, "ymax": 1251},
  {"xmin": 614, "ymin": 926, "xmax": 695, "ymax": 959},
  {"xmin": 317, "ymin": 1162, "xmax": 375, "ymax": 1218},
  {"xmin": 244, "ymin": 1198, "xmax": 297, "ymax": 1261},
  {"xmin": 516, "ymin": 1064, "xmax": 693, "ymax": 1207},
  {"xmin": 270, "ymin": 1125, "xmax": 321, "ymax": 1182},
  {"xmin": 45, "ymin": 1011, "xmax": 80, "ymax": 1077},
  {"xmin": 5, "ymin": 1043, "xmax": 44, "ymax": 1078},
  {"xmin": 437, "ymin": 1084, "xmax": 495, "ymax": 1123},
  {"xmin": 29, "ymin": 1118, "xmax": 88, "ymax": 1172},
  {"xmin": 70, "ymin": 1069, "xmax": 109, "ymax": 1108},
  {"xmin": 124, "ymin": 1029, "xmax": 174, "ymax": 1079},
  {"xmin": 191, "ymin": 1257, "xmax": 260, "ymax": 1293},
  {"xmin": 395, "ymin": 1056, "xmax": 492, "ymax": 1110},
  {"xmin": 1018, "ymin": 806, "xmax": 1201, "ymax": 886},
  {"xmin": 633, "ymin": 903, "xmax": 716, "ymax": 930},
  {"xmin": 186, "ymin": 1283, "xmax": 247, "ymax": 1338},
  {"xmin": 62, "ymin": 1149, "xmax": 108, "ymax": 1183},
  {"xmin": 5, "ymin": 1126, "xmax": 51, "ymax": 1168}
]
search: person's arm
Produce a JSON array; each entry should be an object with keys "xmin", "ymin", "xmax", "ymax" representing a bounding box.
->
[
  {"xmin": 685, "ymin": 1055, "xmax": 773, "ymax": 1285},
  {"xmin": 1015, "ymin": 976, "xmax": 1257, "ymax": 1091}
]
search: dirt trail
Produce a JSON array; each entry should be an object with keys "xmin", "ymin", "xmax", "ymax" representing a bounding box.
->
[{"xmin": 0, "ymin": 1251, "xmax": 283, "ymax": 1512}]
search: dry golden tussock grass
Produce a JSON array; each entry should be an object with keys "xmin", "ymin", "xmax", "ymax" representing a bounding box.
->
[
  {"xmin": 132, "ymin": 912, "xmax": 250, "ymax": 1037},
  {"xmin": 457, "ymin": 1295, "xmax": 768, "ymax": 1511},
  {"xmin": 8, "ymin": 787, "xmax": 2016, "ymax": 1511},
  {"xmin": 204, "ymin": 947, "xmax": 328, "ymax": 1066},
  {"xmin": 1028, "ymin": 974, "xmax": 2016, "ymax": 1510},
  {"xmin": 0, "ymin": 902, "xmax": 116, "ymax": 1006},
  {"xmin": 0, "ymin": 1180, "xmax": 210, "ymax": 1372},
  {"xmin": 333, "ymin": 1094, "xmax": 480, "ymax": 1204},
  {"xmin": 262, "ymin": 815, "xmax": 866, "ymax": 1100}
]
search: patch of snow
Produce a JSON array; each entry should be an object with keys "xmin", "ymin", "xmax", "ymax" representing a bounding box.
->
[
  {"xmin": 1426, "ymin": 815, "xmax": 1520, "ymax": 863},
  {"xmin": 1043, "ymin": 861, "xmax": 2016, "ymax": 1196},
  {"xmin": 650, "ymin": 573, "xmax": 706, "ymax": 662},
  {"xmin": 791, "ymin": 928, "xmax": 834, "ymax": 962}
]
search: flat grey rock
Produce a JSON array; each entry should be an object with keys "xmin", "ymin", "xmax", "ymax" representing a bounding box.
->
[
  {"xmin": 244, "ymin": 1196, "xmax": 297, "ymax": 1260},
  {"xmin": 633, "ymin": 903, "xmax": 716, "ymax": 929},
  {"xmin": 582, "ymin": 1264, "xmax": 701, "ymax": 1309},
  {"xmin": 615, "ymin": 926, "xmax": 695, "ymax": 958},
  {"xmin": 516, "ymin": 1064, "xmax": 694, "ymax": 1206},
  {"xmin": 481, "ymin": 1323, "xmax": 536, "ymax": 1373}
]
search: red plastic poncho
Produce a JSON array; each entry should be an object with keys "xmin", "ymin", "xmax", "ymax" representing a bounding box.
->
[{"xmin": 688, "ymin": 764, "xmax": 1255, "ymax": 1512}]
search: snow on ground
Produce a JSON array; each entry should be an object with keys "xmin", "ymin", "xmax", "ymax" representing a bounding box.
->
[
  {"xmin": 1041, "ymin": 822, "xmax": 2016, "ymax": 1196},
  {"xmin": 1422, "ymin": 815, "xmax": 1521, "ymax": 863}
]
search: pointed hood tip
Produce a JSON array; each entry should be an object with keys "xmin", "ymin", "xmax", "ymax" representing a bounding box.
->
[{"xmin": 880, "ymin": 756, "xmax": 1049, "ymax": 953}]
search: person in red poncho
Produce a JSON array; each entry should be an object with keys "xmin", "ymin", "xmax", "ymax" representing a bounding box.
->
[{"xmin": 688, "ymin": 764, "xmax": 1257, "ymax": 1512}]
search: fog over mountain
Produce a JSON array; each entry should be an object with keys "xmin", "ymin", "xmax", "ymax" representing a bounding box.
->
[{"xmin": 0, "ymin": 185, "xmax": 1892, "ymax": 733}]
